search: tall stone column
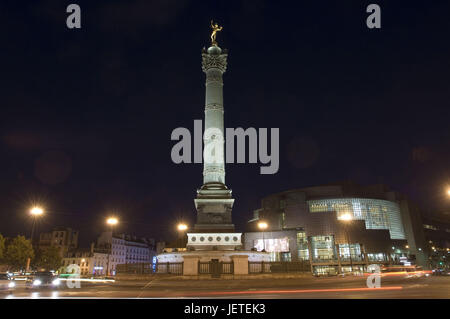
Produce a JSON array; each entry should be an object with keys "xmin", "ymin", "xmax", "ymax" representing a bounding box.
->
[
  {"xmin": 202, "ymin": 45, "xmax": 227, "ymax": 185},
  {"xmin": 192, "ymin": 45, "xmax": 235, "ymax": 235}
]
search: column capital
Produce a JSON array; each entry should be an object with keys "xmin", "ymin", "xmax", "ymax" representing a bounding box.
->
[{"xmin": 202, "ymin": 47, "xmax": 228, "ymax": 73}]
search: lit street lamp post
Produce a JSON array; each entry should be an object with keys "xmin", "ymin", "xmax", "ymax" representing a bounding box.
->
[
  {"xmin": 27, "ymin": 206, "xmax": 44, "ymax": 272},
  {"xmin": 177, "ymin": 223, "xmax": 188, "ymax": 249},
  {"xmin": 106, "ymin": 217, "xmax": 118, "ymax": 276},
  {"xmin": 258, "ymin": 221, "xmax": 268, "ymax": 252},
  {"xmin": 30, "ymin": 206, "xmax": 44, "ymax": 244}
]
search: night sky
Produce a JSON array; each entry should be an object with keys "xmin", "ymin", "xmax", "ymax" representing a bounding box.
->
[{"xmin": 1, "ymin": 1, "xmax": 449, "ymax": 246}]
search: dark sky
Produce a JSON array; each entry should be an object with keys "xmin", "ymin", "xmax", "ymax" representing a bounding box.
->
[{"xmin": 1, "ymin": 1, "xmax": 449, "ymax": 246}]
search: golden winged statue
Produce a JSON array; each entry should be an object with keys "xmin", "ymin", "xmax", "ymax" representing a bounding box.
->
[{"xmin": 210, "ymin": 20, "xmax": 223, "ymax": 46}]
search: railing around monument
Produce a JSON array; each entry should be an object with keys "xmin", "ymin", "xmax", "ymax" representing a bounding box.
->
[
  {"xmin": 198, "ymin": 262, "xmax": 211, "ymax": 274},
  {"xmin": 248, "ymin": 261, "xmax": 310, "ymax": 274},
  {"xmin": 198, "ymin": 261, "xmax": 234, "ymax": 275},
  {"xmin": 221, "ymin": 262, "xmax": 234, "ymax": 274}
]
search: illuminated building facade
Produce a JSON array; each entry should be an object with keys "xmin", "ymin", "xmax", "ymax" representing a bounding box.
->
[
  {"xmin": 61, "ymin": 247, "xmax": 109, "ymax": 276},
  {"xmin": 245, "ymin": 182, "xmax": 430, "ymax": 274},
  {"xmin": 97, "ymin": 232, "xmax": 156, "ymax": 275}
]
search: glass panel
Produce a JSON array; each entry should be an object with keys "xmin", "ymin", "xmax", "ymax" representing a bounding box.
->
[
  {"xmin": 339, "ymin": 244, "xmax": 362, "ymax": 261},
  {"xmin": 311, "ymin": 235, "xmax": 336, "ymax": 261},
  {"xmin": 314, "ymin": 266, "xmax": 338, "ymax": 276},
  {"xmin": 296, "ymin": 231, "xmax": 310, "ymax": 261},
  {"xmin": 307, "ymin": 198, "xmax": 405, "ymax": 239}
]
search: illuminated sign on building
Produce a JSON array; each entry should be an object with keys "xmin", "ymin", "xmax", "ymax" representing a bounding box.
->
[{"xmin": 152, "ymin": 256, "xmax": 157, "ymax": 271}]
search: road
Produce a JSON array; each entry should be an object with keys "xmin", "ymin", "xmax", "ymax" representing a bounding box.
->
[{"xmin": 1, "ymin": 275, "xmax": 449, "ymax": 299}]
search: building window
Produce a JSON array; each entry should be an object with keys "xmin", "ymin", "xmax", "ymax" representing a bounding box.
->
[
  {"xmin": 296, "ymin": 232, "xmax": 309, "ymax": 261},
  {"xmin": 311, "ymin": 235, "xmax": 335, "ymax": 261},
  {"xmin": 338, "ymin": 244, "xmax": 362, "ymax": 261},
  {"xmin": 423, "ymin": 224, "xmax": 438, "ymax": 230}
]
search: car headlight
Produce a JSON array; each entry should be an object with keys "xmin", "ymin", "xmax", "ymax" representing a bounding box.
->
[
  {"xmin": 33, "ymin": 279, "xmax": 42, "ymax": 286},
  {"xmin": 52, "ymin": 279, "xmax": 61, "ymax": 286},
  {"xmin": 8, "ymin": 282, "xmax": 15, "ymax": 288}
]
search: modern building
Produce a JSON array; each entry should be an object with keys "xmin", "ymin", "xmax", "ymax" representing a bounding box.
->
[
  {"xmin": 38, "ymin": 227, "xmax": 79, "ymax": 257},
  {"xmin": 245, "ymin": 182, "xmax": 431, "ymax": 275},
  {"xmin": 61, "ymin": 244, "xmax": 109, "ymax": 276},
  {"xmin": 96, "ymin": 232, "xmax": 156, "ymax": 275}
]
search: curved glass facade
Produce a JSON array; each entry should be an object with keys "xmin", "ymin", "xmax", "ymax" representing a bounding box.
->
[{"xmin": 307, "ymin": 198, "xmax": 405, "ymax": 240}]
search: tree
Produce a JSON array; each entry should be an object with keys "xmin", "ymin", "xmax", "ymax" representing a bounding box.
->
[
  {"xmin": 34, "ymin": 247, "xmax": 62, "ymax": 271},
  {"xmin": 5, "ymin": 235, "xmax": 34, "ymax": 270},
  {"xmin": 0, "ymin": 234, "xmax": 5, "ymax": 262}
]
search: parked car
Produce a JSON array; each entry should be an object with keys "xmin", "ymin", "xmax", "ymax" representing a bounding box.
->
[
  {"xmin": 26, "ymin": 272, "xmax": 61, "ymax": 289},
  {"xmin": 0, "ymin": 273, "xmax": 16, "ymax": 292}
]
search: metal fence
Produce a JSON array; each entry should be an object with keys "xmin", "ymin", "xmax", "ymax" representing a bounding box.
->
[
  {"xmin": 116, "ymin": 263, "xmax": 154, "ymax": 274},
  {"xmin": 198, "ymin": 262, "xmax": 211, "ymax": 274},
  {"xmin": 221, "ymin": 262, "xmax": 234, "ymax": 274},
  {"xmin": 156, "ymin": 262, "xmax": 183, "ymax": 274},
  {"xmin": 248, "ymin": 261, "xmax": 310, "ymax": 274},
  {"xmin": 116, "ymin": 262, "xmax": 183, "ymax": 275},
  {"xmin": 198, "ymin": 261, "xmax": 234, "ymax": 275}
]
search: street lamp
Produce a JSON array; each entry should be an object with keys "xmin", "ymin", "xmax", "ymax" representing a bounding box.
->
[
  {"xmin": 339, "ymin": 213, "xmax": 353, "ymax": 274},
  {"xmin": 28, "ymin": 206, "xmax": 44, "ymax": 272},
  {"xmin": 258, "ymin": 221, "xmax": 268, "ymax": 252},
  {"xmin": 177, "ymin": 223, "xmax": 188, "ymax": 249},
  {"xmin": 106, "ymin": 217, "xmax": 118, "ymax": 227},
  {"xmin": 30, "ymin": 207, "xmax": 44, "ymax": 216},
  {"xmin": 106, "ymin": 217, "xmax": 119, "ymax": 276},
  {"xmin": 29, "ymin": 206, "xmax": 44, "ymax": 244}
]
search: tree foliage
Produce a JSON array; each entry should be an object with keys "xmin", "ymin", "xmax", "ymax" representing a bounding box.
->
[
  {"xmin": 0, "ymin": 234, "xmax": 5, "ymax": 261},
  {"xmin": 34, "ymin": 246, "xmax": 62, "ymax": 271},
  {"xmin": 5, "ymin": 235, "xmax": 34, "ymax": 270}
]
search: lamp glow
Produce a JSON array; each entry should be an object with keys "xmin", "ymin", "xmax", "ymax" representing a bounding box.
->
[
  {"xmin": 106, "ymin": 217, "xmax": 118, "ymax": 226},
  {"xmin": 258, "ymin": 221, "xmax": 268, "ymax": 230},
  {"xmin": 30, "ymin": 207, "xmax": 44, "ymax": 216},
  {"xmin": 339, "ymin": 213, "xmax": 352, "ymax": 221},
  {"xmin": 177, "ymin": 223, "xmax": 188, "ymax": 231}
]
